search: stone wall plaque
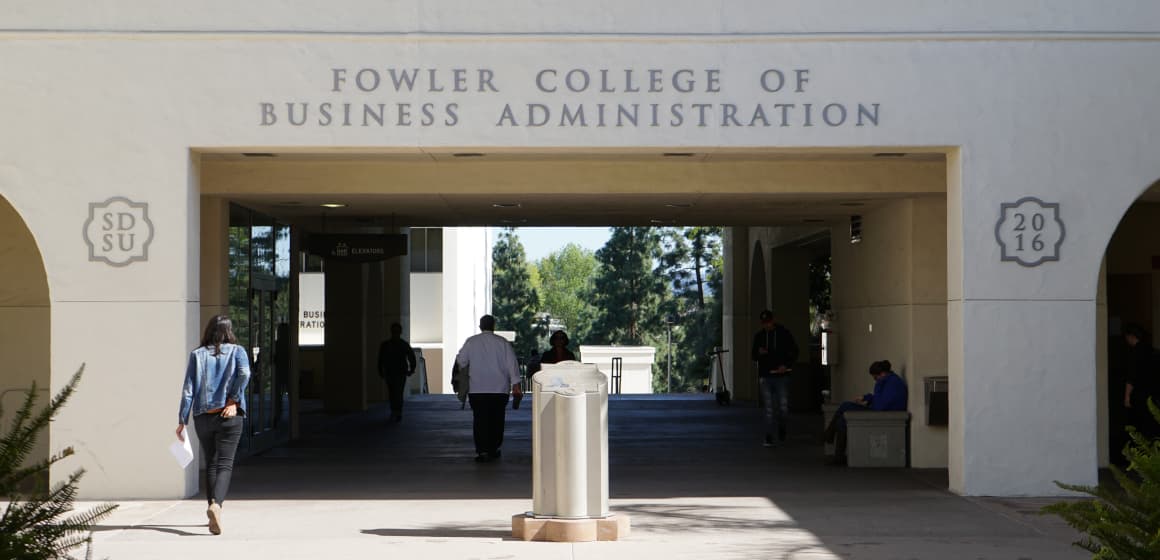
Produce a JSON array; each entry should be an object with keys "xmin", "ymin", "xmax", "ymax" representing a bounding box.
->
[
  {"xmin": 84, "ymin": 197, "xmax": 154, "ymax": 267},
  {"xmin": 995, "ymin": 197, "xmax": 1064, "ymax": 267}
]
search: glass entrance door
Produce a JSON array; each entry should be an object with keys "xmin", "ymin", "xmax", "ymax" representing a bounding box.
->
[
  {"xmin": 247, "ymin": 284, "xmax": 277, "ymax": 447},
  {"xmin": 229, "ymin": 205, "xmax": 291, "ymax": 455}
]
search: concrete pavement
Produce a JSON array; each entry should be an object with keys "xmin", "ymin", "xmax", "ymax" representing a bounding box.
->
[{"xmin": 87, "ymin": 394, "xmax": 1088, "ymax": 559}]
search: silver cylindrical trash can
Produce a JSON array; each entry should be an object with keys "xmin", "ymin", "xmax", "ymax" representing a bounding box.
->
[{"xmin": 531, "ymin": 361, "xmax": 609, "ymax": 519}]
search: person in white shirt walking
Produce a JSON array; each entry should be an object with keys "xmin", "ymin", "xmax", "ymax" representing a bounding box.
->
[{"xmin": 455, "ymin": 314, "xmax": 523, "ymax": 463}]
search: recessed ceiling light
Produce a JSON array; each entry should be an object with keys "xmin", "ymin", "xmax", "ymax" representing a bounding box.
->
[
  {"xmin": 241, "ymin": 152, "xmax": 276, "ymax": 157},
  {"xmin": 492, "ymin": 203, "xmax": 522, "ymax": 209},
  {"xmin": 453, "ymin": 152, "xmax": 485, "ymax": 158},
  {"xmin": 320, "ymin": 203, "xmax": 346, "ymax": 209},
  {"xmin": 873, "ymin": 152, "xmax": 907, "ymax": 158},
  {"xmin": 662, "ymin": 152, "xmax": 695, "ymax": 157},
  {"xmin": 665, "ymin": 203, "xmax": 694, "ymax": 209}
]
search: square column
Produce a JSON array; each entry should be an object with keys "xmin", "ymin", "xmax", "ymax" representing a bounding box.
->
[
  {"xmin": 947, "ymin": 150, "xmax": 1097, "ymax": 495},
  {"xmin": 324, "ymin": 261, "xmax": 368, "ymax": 412},
  {"xmin": 722, "ymin": 227, "xmax": 752, "ymax": 401}
]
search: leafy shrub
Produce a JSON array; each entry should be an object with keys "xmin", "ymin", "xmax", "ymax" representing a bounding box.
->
[
  {"xmin": 0, "ymin": 365, "xmax": 117, "ymax": 559},
  {"xmin": 1043, "ymin": 399, "xmax": 1160, "ymax": 559}
]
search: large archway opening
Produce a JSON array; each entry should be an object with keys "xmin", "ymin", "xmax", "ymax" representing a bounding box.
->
[
  {"xmin": 0, "ymin": 194, "xmax": 51, "ymax": 476},
  {"xmin": 196, "ymin": 148, "xmax": 952, "ymax": 486},
  {"xmin": 1099, "ymin": 178, "xmax": 1160, "ymax": 468}
]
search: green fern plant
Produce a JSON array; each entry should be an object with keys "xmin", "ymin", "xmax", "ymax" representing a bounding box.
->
[
  {"xmin": 0, "ymin": 365, "xmax": 118, "ymax": 560},
  {"xmin": 1042, "ymin": 398, "xmax": 1160, "ymax": 559}
]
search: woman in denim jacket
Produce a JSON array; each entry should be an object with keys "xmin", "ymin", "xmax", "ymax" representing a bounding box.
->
[{"xmin": 176, "ymin": 315, "xmax": 251, "ymax": 535}]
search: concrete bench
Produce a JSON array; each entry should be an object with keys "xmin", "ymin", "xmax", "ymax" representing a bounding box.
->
[{"xmin": 844, "ymin": 410, "xmax": 910, "ymax": 468}]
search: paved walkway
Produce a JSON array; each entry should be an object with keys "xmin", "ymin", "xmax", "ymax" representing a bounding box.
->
[{"xmin": 88, "ymin": 394, "xmax": 1087, "ymax": 559}]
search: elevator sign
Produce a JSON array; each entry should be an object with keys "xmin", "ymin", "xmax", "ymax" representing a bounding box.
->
[
  {"xmin": 995, "ymin": 197, "xmax": 1064, "ymax": 267},
  {"xmin": 84, "ymin": 197, "xmax": 155, "ymax": 267}
]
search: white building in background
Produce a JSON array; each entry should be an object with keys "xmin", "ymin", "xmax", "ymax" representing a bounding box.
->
[{"xmin": 410, "ymin": 227, "xmax": 493, "ymax": 394}]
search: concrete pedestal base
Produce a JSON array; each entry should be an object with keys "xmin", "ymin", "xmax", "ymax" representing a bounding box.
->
[{"xmin": 511, "ymin": 513, "xmax": 630, "ymax": 542}]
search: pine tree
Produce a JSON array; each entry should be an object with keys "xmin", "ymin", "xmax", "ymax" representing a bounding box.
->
[
  {"xmin": 1043, "ymin": 400, "xmax": 1160, "ymax": 559},
  {"xmin": 0, "ymin": 365, "xmax": 118, "ymax": 560},
  {"xmin": 590, "ymin": 227, "xmax": 666, "ymax": 346},
  {"xmin": 491, "ymin": 228, "xmax": 543, "ymax": 361},
  {"xmin": 660, "ymin": 227, "xmax": 721, "ymax": 310},
  {"xmin": 658, "ymin": 227, "xmax": 723, "ymax": 392}
]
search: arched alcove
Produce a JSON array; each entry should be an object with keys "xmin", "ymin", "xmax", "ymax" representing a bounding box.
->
[
  {"xmin": 1098, "ymin": 178, "xmax": 1160, "ymax": 467},
  {"xmin": 0, "ymin": 194, "xmax": 51, "ymax": 470}
]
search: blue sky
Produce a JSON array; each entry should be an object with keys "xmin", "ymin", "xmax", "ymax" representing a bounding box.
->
[{"xmin": 514, "ymin": 227, "xmax": 611, "ymax": 262}]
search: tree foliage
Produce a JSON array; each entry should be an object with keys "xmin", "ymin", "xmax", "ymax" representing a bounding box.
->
[
  {"xmin": 590, "ymin": 227, "xmax": 667, "ymax": 346},
  {"xmin": 535, "ymin": 243, "xmax": 599, "ymax": 345},
  {"xmin": 809, "ymin": 255, "xmax": 832, "ymax": 334},
  {"xmin": 657, "ymin": 227, "xmax": 723, "ymax": 392},
  {"xmin": 524, "ymin": 227, "xmax": 723, "ymax": 393},
  {"xmin": 0, "ymin": 366, "xmax": 117, "ymax": 560},
  {"xmin": 491, "ymin": 228, "xmax": 543, "ymax": 361},
  {"xmin": 1043, "ymin": 400, "xmax": 1160, "ymax": 559}
]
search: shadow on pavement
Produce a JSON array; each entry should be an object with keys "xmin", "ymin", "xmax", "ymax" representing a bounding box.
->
[
  {"xmin": 91, "ymin": 524, "xmax": 210, "ymax": 537},
  {"xmin": 361, "ymin": 527, "xmax": 513, "ymax": 539},
  {"xmin": 184, "ymin": 394, "xmax": 1085, "ymax": 557}
]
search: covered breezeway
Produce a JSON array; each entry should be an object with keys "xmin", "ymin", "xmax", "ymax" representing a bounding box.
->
[{"xmin": 196, "ymin": 148, "xmax": 955, "ymax": 481}]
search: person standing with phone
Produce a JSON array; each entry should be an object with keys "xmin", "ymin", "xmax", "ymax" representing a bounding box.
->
[{"xmin": 752, "ymin": 309, "xmax": 798, "ymax": 448}]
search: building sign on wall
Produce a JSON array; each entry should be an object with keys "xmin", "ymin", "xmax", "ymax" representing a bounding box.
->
[
  {"xmin": 259, "ymin": 67, "xmax": 881, "ymax": 130},
  {"xmin": 995, "ymin": 197, "xmax": 1065, "ymax": 267},
  {"xmin": 305, "ymin": 233, "xmax": 407, "ymax": 262},
  {"xmin": 299, "ymin": 272, "xmax": 325, "ymax": 346},
  {"xmin": 83, "ymin": 197, "xmax": 155, "ymax": 267}
]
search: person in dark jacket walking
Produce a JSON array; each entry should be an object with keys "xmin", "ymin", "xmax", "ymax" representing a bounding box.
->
[
  {"xmin": 822, "ymin": 360, "xmax": 908, "ymax": 465},
  {"xmin": 752, "ymin": 309, "xmax": 798, "ymax": 447},
  {"xmin": 1123, "ymin": 324, "xmax": 1159, "ymax": 438},
  {"xmin": 539, "ymin": 330, "xmax": 577, "ymax": 366},
  {"xmin": 378, "ymin": 323, "xmax": 417, "ymax": 422}
]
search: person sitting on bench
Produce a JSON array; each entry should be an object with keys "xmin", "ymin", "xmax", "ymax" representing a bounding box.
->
[{"xmin": 823, "ymin": 360, "xmax": 908, "ymax": 465}]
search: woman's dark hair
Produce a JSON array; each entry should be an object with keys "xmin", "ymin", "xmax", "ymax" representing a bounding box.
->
[
  {"xmin": 868, "ymin": 360, "xmax": 892, "ymax": 376},
  {"xmin": 201, "ymin": 315, "xmax": 237, "ymax": 356},
  {"xmin": 550, "ymin": 330, "xmax": 569, "ymax": 346}
]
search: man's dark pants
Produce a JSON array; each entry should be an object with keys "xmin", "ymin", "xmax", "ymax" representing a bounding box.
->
[
  {"xmin": 193, "ymin": 414, "xmax": 244, "ymax": 505},
  {"xmin": 385, "ymin": 374, "xmax": 407, "ymax": 419},
  {"xmin": 823, "ymin": 401, "xmax": 870, "ymax": 459},
  {"xmin": 468, "ymin": 393, "xmax": 510, "ymax": 456}
]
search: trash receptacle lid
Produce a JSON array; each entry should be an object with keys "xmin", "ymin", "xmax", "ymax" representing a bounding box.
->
[{"xmin": 534, "ymin": 361, "xmax": 607, "ymax": 395}]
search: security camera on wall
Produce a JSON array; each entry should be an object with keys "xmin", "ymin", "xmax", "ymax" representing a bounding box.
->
[{"xmin": 849, "ymin": 215, "xmax": 862, "ymax": 244}]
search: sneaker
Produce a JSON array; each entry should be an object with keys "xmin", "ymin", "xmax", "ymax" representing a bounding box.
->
[
  {"xmin": 763, "ymin": 435, "xmax": 774, "ymax": 448},
  {"xmin": 474, "ymin": 453, "xmax": 493, "ymax": 463},
  {"xmin": 207, "ymin": 502, "xmax": 222, "ymax": 535}
]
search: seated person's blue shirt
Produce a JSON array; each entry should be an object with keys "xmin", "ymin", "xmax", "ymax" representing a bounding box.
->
[{"xmin": 862, "ymin": 372, "xmax": 908, "ymax": 411}]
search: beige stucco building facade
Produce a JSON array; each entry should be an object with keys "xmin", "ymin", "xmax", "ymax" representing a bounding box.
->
[{"xmin": 3, "ymin": 2, "xmax": 1160, "ymax": 498}]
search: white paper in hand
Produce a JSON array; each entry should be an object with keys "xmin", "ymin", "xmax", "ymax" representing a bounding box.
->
[{"xmin": 169, "ymin": 436, "xmax": 194, "ymax": 468}]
